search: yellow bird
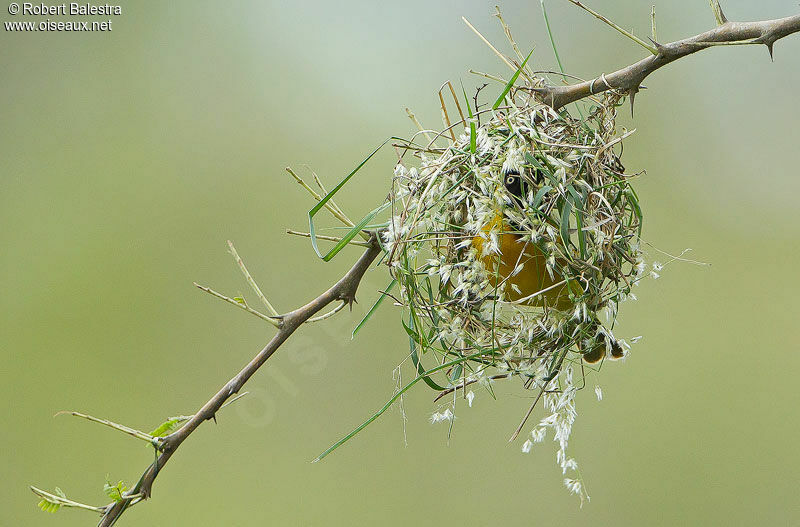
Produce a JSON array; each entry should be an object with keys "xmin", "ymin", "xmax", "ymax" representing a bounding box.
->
[
  {"xmin": 471, "ymin": 165, "xmax": 623, "ymax": 364},
  {"xmin": 471, "ymin": 167, "xmax": 576, "ymax": 310}
]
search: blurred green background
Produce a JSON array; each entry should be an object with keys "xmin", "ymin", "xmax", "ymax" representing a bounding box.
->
[{"xmin": 2, "ymin": 1, "xmax": 799, "ymax": 525}]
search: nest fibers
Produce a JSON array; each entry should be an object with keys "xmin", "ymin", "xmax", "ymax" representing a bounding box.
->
[{"xmin": 382, "ymin": 83, "xmax": 646, "ymax": 499}]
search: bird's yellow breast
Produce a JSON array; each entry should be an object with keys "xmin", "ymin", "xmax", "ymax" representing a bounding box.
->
[{"xmin": 472, "ymin": 217, "xmax": 576, "ymax": 309}]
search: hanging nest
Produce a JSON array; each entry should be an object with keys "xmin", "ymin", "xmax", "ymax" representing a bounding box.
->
[{"xmin": 381, "ymin": 69, "xmax": 646, "ymax": 496}]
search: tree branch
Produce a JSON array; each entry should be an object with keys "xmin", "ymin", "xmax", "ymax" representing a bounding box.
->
[
  {"xmin": 538, "ymin": 10, "xmax": 800, "ymax": 110},
  {"xmin": 97, "ymin": 232, "xmax": 383, "ymax": 526}
]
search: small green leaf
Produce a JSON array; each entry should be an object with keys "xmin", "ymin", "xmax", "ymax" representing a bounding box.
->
[
  {"xmin": 233, "ymin": 296, "xmax": 246, "ymax": 305},
  {"xmin": 38, "ymin": 499, "xmax": 60, "ymax": 513},
  {"xmin": 36, "ymin": 487, "xmax": 66, "ymax": 513},
  {"xmin": 149, "ymin": 416, "xmax": 189, "ymax": 438},
  {"xmin": 103, "ymin": 480, "xmax": 128, "ymax": 503},
  {"xmin": 449, "ymin": 364, "xmax": 463, "ymax": 383}
]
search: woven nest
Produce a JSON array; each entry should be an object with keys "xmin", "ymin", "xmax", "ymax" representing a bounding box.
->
[{"xmin": 382, "ymin": 79, "xmax": 646, "ymax": 485}]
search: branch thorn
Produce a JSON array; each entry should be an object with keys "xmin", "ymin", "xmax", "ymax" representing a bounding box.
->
[
  {"xmin": 628, "ymin": 87, "xmax": 640, "ymax": 117},
  {"xmin": 647, "ymin": 36, "xmax": 665, "ymax": 53},
  {"xmin": 345, "ymin": 295, "xmax": 358, "ymax": 310}
]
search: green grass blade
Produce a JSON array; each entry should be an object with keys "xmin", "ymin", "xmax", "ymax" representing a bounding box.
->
[
  {"xmin": 308, "ymin": 139, "xmax": 391, "ymax": 260},
  {"xmin": 312, "ymin": 352, "xmax": 485, "ymax": 462},
  {"xmin": 541, "ymin": 1, "xmax": 584, "ymax": 119},
  {"xmin": 627, "ymin": 187, "xmax": 644, "ymax": 236},
  {"xmin": 567, "ymin": 186, "xmax": 587, "ymax": 259},
  {"xmin": 541, "ymin": 1, "xmax": 566, "ymax": 81},
  {"xmin": 351, "ymin": 279, "xmax": 396, "ymax": 339},
  {"xmin": 460, "ymin": 81, "xmax": 476, "ymax": 154},
  {"xmin": 560, "ymin": 195, "xmax": 573, "ymax": 250},
  {"xmin": 492, "ymin": 48, "xmax": 534, "ymax": 110},
  {"xmin": 411, "ymin": 346, "xmax": 447, "ymax": 391},
  {"xmin": 319, "ymin": 201, "xmax": 391, "ymax": 262},
  {"xmin": 404, "ymin": 300, "xmax": 445, "ymax": 390}
]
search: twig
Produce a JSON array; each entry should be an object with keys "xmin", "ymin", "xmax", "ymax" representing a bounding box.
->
[
  {"xmin": 96, "ymin": 233, "xmax": 383, "ymax": 526},
  {"xmin": 462, "ymin": 16, "xmax": 517, "ymax": 72},
  {"xmin": 651, "ymin": 5, "xmax": 657, "ymax": 42},
  {"xmin": 437, "ymin": 83, "xmax": 457, "ymax": 143},
  {"xmin": 494, "ymin": 6, "xmax": 531, "ymax": 81},
  {"xmin": 54, "ymin": 411, "xmax": 156, "ymax": 445},
  {"xmin": 508, "ymin": 385, "xmax": 548, "ymax": 442},
  {"xmin": 227, "ymin": 240, "xmax": 279, "ymax": 317},
  {"xmin": 286, "ymin": 229, "xmax": 373, "ymax": 248},
  {"xmin": 405, "ymin": 107, "xmax": 435, "ymax": 145},
  {"xmin": 30, "ymin": 487, "xmax": 106, "ymax": 514},
  {"xmin": 286, "ymin": 167, "xmax": 372, "ymax": 242},
  {"xmin": 432, "ymin": 373, "xmax": 512, "ymax": 403},
  {"xmin": 194, "ymin": 282, "xmax": 282, "ymax": 328},
  {"xmin": 308, "ymin": 167, "xmax": 352, "ymax": 227},
  {"xmin": 538, "ymin": 9, "xmax": 800, "ymax": 109},
  {"xmin": 307, "ymin": 300, "xmax": 347, "ymax": 323},
  {"xmin": 565, "ymin": 0, "xmax": 658, "ymax": 54},
  {"xmin": 468, "ymin": 69, "xmax": 507, "ymax": 84}
]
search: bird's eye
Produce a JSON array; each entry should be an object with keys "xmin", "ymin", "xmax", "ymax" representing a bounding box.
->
[{"xmin": 506, "ymin": 175, "xmax": 516, "ymax": 185}]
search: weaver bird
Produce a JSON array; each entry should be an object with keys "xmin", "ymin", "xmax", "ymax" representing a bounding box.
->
[{"xmin": 471, "ymin": 163, "xmax": 578, "ymax": 310}]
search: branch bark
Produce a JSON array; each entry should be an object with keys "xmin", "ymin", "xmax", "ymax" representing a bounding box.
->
[
  {"xmin": 97, "ymin": 233, "xmax": 383, "ymax": 526},
  {"xmin": 538, "ymin": 12, "xmax": 800, "ymax": 110}
]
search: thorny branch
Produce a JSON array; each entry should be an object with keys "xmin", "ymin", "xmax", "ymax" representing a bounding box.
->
[
  {"xmin": 34, "ymin": 3, "xmax": 800, "ymax": 525},
  {"xmin": 96, "ymin": 233, "xmax": 382, "ymax": 526},
  {"xmin": 537, "ymin": 7, "xmax": 800, "ymax": 110}
]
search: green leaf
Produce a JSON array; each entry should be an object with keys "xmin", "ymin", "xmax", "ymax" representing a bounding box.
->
[
  {"xmin": 352, "ymin": 279, "xmax": 396, "ymax": 339},
  {"xmin": 524, "ymin": 152, "xmax": 556, "ymax": 184},
  {"xmin": 36, "ymin": 487, "xmax": 66, "ymax": 513},
  {"xmin": 531, "ymin": 184, "xmax": 553, "ymax": 210},
  {"xmin": 233, "ymin": 296, "xmax": 246, "ymax": 305},
  {"xmin": 103, "ymin": 480, "xmax": 128, "ymax": 503},
  {"xmin": 38, "ymin": 499, "xmax": 60, "ymax": 513},
  {"xmin": 149, "ymin": 416, "xmax": 189, "ymax": 438},
  {"xmin": 401, "ymin": 317, "xmax": 420, "ymax": 344},
  {"xmin": 492, "ymin": 48, "xmax": 534, "ymax": 110},
  {"xmin": 411, "ymin": 347, "xmax": 447, "ymax": 392}
]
